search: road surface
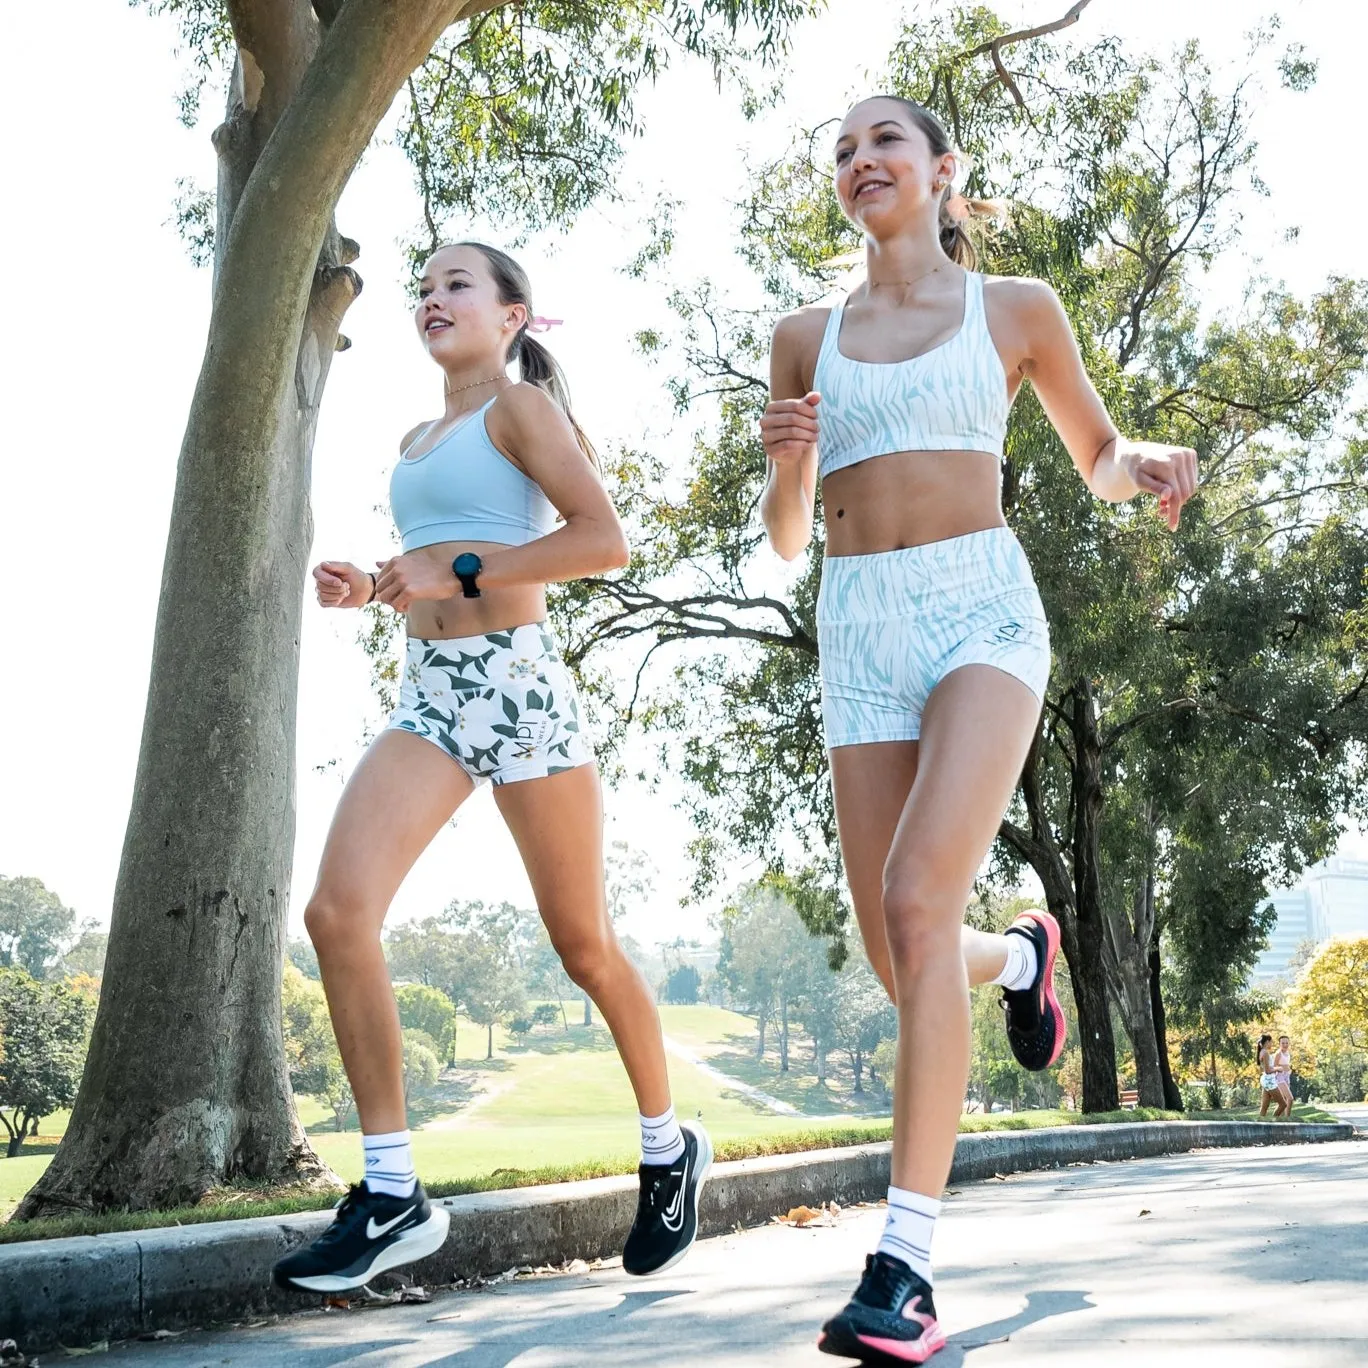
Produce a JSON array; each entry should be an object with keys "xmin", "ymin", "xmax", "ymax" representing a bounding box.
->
[{"xmin": 96, "ymin": 1139, "xmax": 1367, "ymax": 1366}]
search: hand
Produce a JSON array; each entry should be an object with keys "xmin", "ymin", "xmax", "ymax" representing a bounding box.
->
[
  {"xmin": 312, "ymin": 560, "xmax": 372, "ymax": 608},
  {"xmin": 1120, "ymin": 441, "xmax": 1198, "ymax": 531},
  {"xmin": 760, "ymin": 391, "xmax": 821, "ymax": 466},
  {"xmin": 374, "ymin": 553, "xmax": 457, "ymax": 612}
]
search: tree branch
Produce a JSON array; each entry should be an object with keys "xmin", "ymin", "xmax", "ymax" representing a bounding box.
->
[{"xmin": 962, "ymin": 0, "xmax": 1097, "ymax": 60}]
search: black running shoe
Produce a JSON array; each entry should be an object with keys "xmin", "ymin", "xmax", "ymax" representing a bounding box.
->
[
  {"xmin": 818, "ymin": 1252, "xmax": 946, "ymax": 1365},
  {"xmin": 1001, "ymin": 909, "xmax": 1066, "ymax": 1072},
  {"xmin": 622, "ymin": 1120, "xmax": 713, "ymax": 1276},
  {"xmin": 273, "ymin": 1180, "xmax": 450, "ymax": 1293}
]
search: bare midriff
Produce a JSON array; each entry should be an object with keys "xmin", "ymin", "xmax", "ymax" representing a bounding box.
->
[
  {"xmin": 821, "ymin": 448, "xmax": 1006, "ymax": 558},
  {"xmin": 400, "ymin": 540, "xmax": 548, "ymax": 641}
]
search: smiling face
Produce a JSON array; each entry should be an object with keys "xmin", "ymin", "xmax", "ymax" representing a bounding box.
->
[
  {"xmin": 833, "ymin": 97, "xmax": 957, "ymax": 239},
  {"xmin": 414, "ymin": 244, "xmax": 526, "ymax": 369}
]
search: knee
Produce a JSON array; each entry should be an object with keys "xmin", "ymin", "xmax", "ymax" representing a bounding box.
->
[
  {"xmin": 554, "ymin": 928, "xmax": 619, "ymax": 996},
  {"xmin": 881, "ymin": 871, "xmax": 962, "ymax": 980},
  {"xmin": 303, "ymin": 893, "xmax": 374, "ymax": 957}
]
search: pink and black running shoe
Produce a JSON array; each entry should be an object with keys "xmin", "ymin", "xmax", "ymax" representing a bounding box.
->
[
  {"xmin": 1001, "ymin": 909, "xmax": 1066, "ymax": 1071},
  {"xmin": 818, "ymin": 1252, "xmax": 947, "ymax": 1364}
]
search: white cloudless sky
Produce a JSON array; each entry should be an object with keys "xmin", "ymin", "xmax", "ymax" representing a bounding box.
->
[{"xmin": 2, "ymin": 0, "xmax": 1364, "ymax": 947}]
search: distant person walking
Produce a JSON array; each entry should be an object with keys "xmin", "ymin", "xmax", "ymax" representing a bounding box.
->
[
  {"xmin": 1273, "ymin": 1034, "xmax": 1295, "ymax": 1119},
  {"xmin": 1257, "ymin": 1034, "xmax": 1287, "ymax": 1120},
  {"xmin": 272, "ymin": 242, "xmax": 710, "ymax": 1296}
]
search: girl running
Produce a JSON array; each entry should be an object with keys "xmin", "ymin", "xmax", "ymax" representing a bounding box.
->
[
  {"xmin": 274, "ymin": 242, "xmax": 711, "ymax": 1294},
  {"xmin": 759, "ymin": 96, "xmax": 1196, "ymax": 1363}
]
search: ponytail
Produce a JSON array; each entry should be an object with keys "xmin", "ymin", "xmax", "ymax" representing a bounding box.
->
[
  {"xmin": 509, "ymin": 328, "xmax": 600, "ymax": 470},
  {"xmin": 937, "ymin": 189, "xmax": 1003, "ymax": 270}
]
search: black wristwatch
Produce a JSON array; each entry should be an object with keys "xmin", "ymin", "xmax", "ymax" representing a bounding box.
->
[{"xmin": 452, "ymin": 552, "xmax": 483, "ymax": 599}]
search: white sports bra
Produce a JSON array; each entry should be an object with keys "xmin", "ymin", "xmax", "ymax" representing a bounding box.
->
[{"xmin": 812, "ymin": 271, "xmax": 1010, "ymax": 478}]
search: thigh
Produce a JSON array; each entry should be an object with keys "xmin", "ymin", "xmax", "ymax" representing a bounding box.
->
[
  {"xmin": 493, "ymin": 764, "xmax": 609, "ymax": 946},
  {"xmin": 311, "ymin": 728, "xmax": 476, "ymax": 930},
  {"xmin": 884, "ymin": 664, "xmax": 1041, "ymax": 916},
  {"xmin": 828, "ymin": 741, "xmax": 919, "ymax": 994}
]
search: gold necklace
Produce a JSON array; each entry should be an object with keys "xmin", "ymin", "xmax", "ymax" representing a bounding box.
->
[
  {"xmin": 443, "ymin": 374, "xmax": 506, "ymax": 398},
  {"xmin": 867, "ymin": 264, "xmax": 944, "ymax": 291}
]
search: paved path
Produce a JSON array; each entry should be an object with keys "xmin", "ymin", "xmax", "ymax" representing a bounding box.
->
[
  {"xmin": 96, "ymin": 1140, "xmax": 1367, "ymax": 1366},
  {"xmin": 1327, "ymin": 1102, "xmax": 1368, "ymax": 1134},
  {"xmin": 661, "ymin": 1034, "xmax": 801, "ymax": 1115}
]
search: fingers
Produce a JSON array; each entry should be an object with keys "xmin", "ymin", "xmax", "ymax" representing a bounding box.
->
[
  {"xmin": 313, "ymin": 561, "xmax": 350, "ymax": 608},
  {"xmin": 760, "ymin": 396, "xmax": 820, "ymax": 461},
  {"xmin": 374, "ymin": 560, "xmax": 407, "ymax": 611}
]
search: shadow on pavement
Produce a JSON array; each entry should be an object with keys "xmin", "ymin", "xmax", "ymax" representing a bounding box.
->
[{"xmin": 945, "ymin": 1289, "xmax": 1095, "ymax": 1361}]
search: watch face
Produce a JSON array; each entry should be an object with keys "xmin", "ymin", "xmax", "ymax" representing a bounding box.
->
[{"xmin": 453, "ymin": 553, "xmax": 481, "ymax": 576}]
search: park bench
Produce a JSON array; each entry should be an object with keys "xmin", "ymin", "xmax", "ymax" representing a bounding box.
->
[{"xmin": 1120, "ymin": 1089, "xmax": 1140, "ymax": 1109}]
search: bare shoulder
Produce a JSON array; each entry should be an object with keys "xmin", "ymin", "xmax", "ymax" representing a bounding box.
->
[
  {"xmin": 773, "ymin": 304, "xmax": 832, "ymax": 355},
  {"xmin": 772, "ymin": 304, "xmax": 832, "ymax": 389},
  {"xmin": 981, "ymin": 273, "xmax": 1060, "ymax": 321},
  {"xmin": 488, "ymin": 380, "xmax": 563, "ymax": 433}
]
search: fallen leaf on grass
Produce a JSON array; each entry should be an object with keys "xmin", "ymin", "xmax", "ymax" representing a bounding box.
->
[
  {"xmin": 324, "ymin": 1296, "xmax": 351, "ymax": 1310},
  {"xmin": 61, "ymin": 1344, "xmax": 109, "ymax": 1357}
]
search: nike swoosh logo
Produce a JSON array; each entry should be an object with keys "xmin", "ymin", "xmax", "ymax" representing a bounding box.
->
[
  {"xmin": 661, "ymin": 1155, "xmax": 689, "ymax": 1233},
  {"xmin": 366, "ymin": 1206, "xmax": 418, "ymax": 1240}
]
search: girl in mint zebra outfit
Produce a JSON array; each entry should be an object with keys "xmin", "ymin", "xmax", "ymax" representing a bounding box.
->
[
  {"xmin": 274, "ymin": 243, "xmax": 710, "ymax": 1297},
  {"xmin": 760, "ymin": 97, "xmax": 1197, "ymax": 1365}
]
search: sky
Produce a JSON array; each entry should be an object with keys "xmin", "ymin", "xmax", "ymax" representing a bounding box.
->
[{"xmin": 2, "ymin": 0, "xmax": 1365, "ymax": 949}]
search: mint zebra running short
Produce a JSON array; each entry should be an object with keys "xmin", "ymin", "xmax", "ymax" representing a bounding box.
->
[
  {"xmin": 387, "ymin": 622, "xmax": 593, "ymax": 785},
  {"xmin": 817, "ymin": 527, "xmax": 1050, "ymax": 749}
]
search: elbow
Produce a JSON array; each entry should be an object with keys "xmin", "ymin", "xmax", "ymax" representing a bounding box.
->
[
  {"xmin": 768, "ymin": 526, "xmax": 812, "ymax": 562},
  {"xmin": 602, "ymin": 526, "xmax": 631, "ymax": 573}
]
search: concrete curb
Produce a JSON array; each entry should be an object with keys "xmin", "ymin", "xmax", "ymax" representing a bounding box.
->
[{"xmin": 0, "ymin": 1119, "xmax": 1350, "ymax": 1351}]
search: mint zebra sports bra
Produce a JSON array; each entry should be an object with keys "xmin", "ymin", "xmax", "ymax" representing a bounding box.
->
[{"xmin": 812, "ymin": 270, "xmax": 1010, "ymax": 478}]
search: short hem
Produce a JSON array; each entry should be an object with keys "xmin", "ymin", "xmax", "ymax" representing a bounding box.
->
[
  {"xmin": 489, "ymin": 754, "xmax": 596, "ymax": 787},
  {"xmin": 826, "ymin": 729, "xmax": 921, "ymax": 750},
  {"xmin": 938, "ymin": 654, "xmax": 1048, "ymax": 705}
]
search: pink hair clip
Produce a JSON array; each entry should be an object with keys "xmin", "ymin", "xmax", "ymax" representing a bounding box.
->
[{"xmin": 527, "ymin": 315, "xmax": 564, "ymax": 334}]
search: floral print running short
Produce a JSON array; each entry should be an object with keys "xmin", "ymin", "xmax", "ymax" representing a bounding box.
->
[{"xmin": 387, "ymin": 622, "xmax": 593, "ymax": 786}]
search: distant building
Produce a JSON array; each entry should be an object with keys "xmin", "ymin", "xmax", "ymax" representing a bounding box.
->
[{"xmin": 1249, "ymin": 856, "xmax": 1368, "ymax": 983}]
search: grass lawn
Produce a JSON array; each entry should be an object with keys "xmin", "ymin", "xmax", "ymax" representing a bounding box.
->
[{"xmin": 657, "ymin": 1003, "xmax": 892, "ymax": 1117}]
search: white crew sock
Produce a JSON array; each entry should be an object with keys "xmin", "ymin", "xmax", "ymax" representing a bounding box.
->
[
  {"xmin": 639, "ymin": 1104, "xmax": 686, "ymax": 1166},
  {"xmin": 876, "ymin": 1186, "xmax": 940, "ymax": 1284},
  {"xmin": 362, "ymin": 1129, "xmax": 417, "ymax": 1199},
  {"xmin": 991, "ymin": 930, "xmax": 1038, "ymax": 992}
]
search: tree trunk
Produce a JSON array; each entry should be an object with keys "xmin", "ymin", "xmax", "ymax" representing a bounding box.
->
[
  {"xmin": 582, "ymin": 991, "xmax": 592, "ymax": 1027},
  {"xmin": 779, "ymin": 992, "xmax": 789, "ymax": 1073},
  {"xmin": 1070, "ymin": 685, "xmax": 1121, "ymax": 1113},
  {"xmin": 756, "ymin": 1012, "xmax": 766, "ymax": 1059},
  {"xmin": 15, "ymin": 0, "xmax": 474, "ymax": 1220},
  {"xmin": 7, "ymin": 1134, "xmax": 22, "ymax": 1159},
  {"xmin": 1101, "ymin": 848, "xmax": 1165, "ymax": 1109},
  {"xmin": 486, "ymin": 1022, "xmax": 494, "ymax": 1061},
  {"xmin": 851, "ymin": 1048, "xmax": 863, "ymax": 1093},
  {"xmin": 1149, "ymin": 937, "xmax": 1183, "ymax": 1110},
  {"xmin": 815, "ymin": 1042, "xmax": 827, "ymax": 1085}
]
